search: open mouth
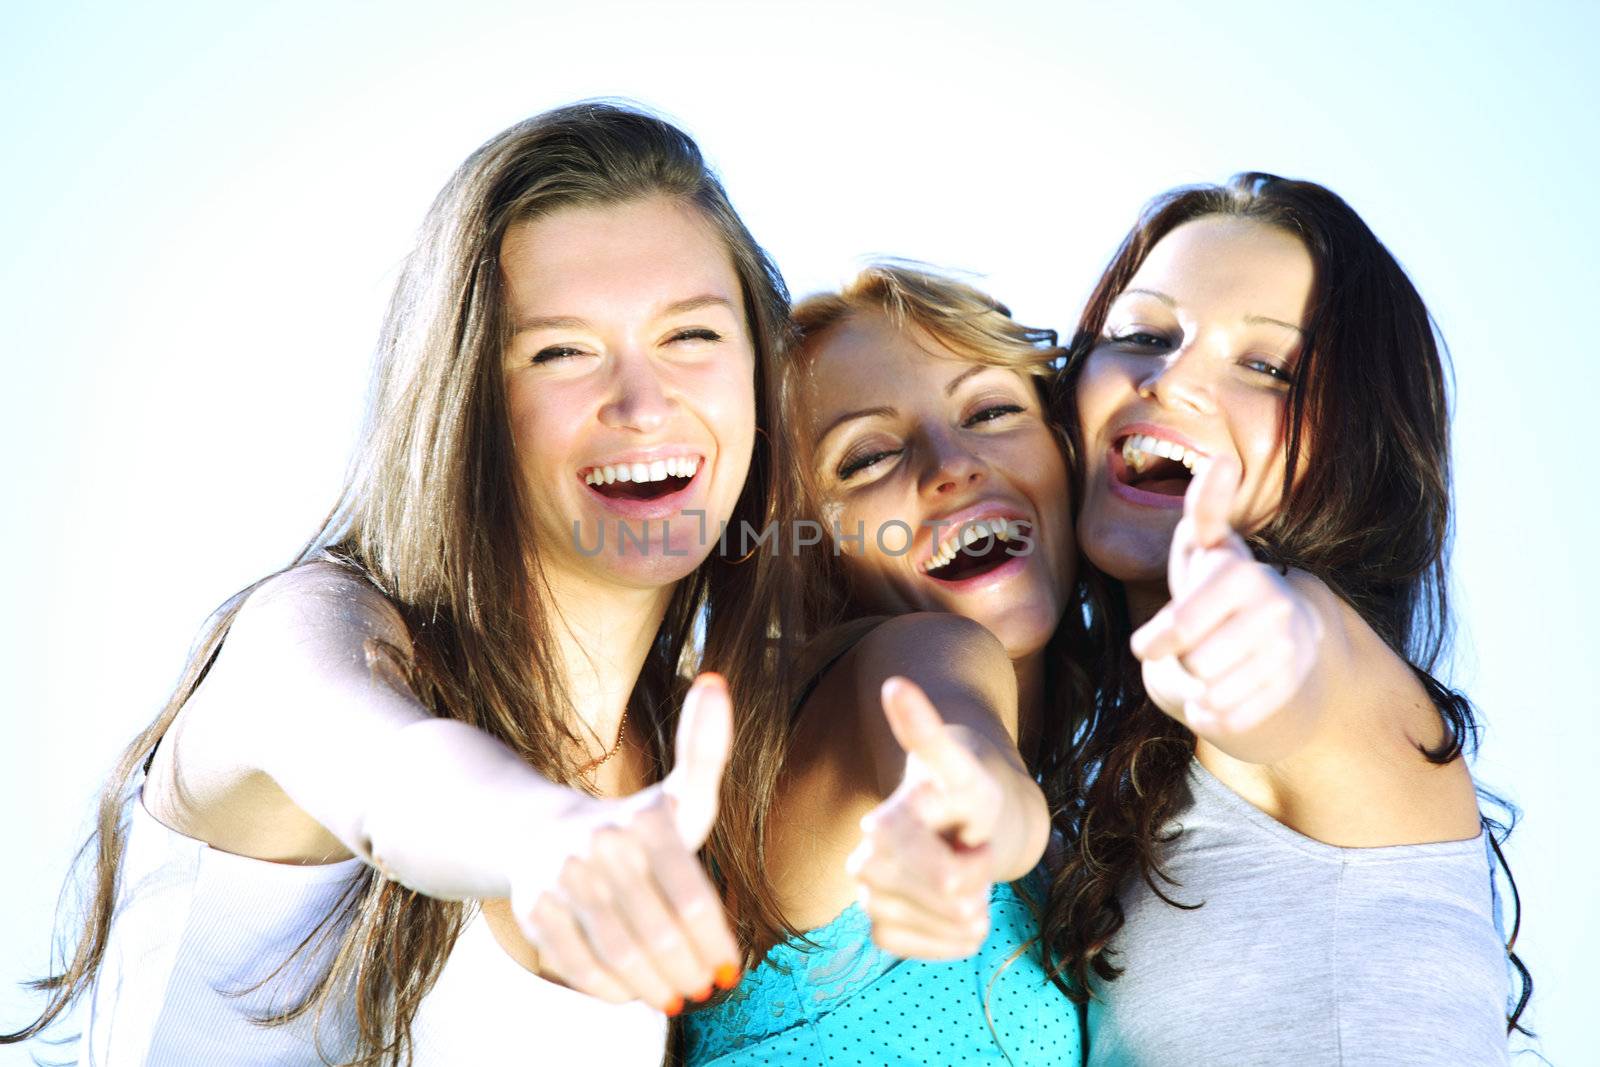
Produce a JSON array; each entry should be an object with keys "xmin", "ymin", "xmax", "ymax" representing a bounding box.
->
[
  {"xmin": 582, "ymin": 456, "xmax": 701, "ymax": 502},
  {"xmin": 1116, "ymin": 434, "xmax": 1201, "ymax": 497},
  {"xmin": 923, "ymin": 518, "xmax": 1028, "ymax": 583}
]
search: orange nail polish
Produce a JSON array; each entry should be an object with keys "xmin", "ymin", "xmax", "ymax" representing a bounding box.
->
[
  {"xmin": 713, "ymin": 962, "xmax": 741, "ymax": 990},
  {"xmin": 665, "ymin": 996, "xmax": 684, "ymax": 1017}
]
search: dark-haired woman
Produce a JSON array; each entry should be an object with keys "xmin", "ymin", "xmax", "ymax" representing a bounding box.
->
[
  {"xmin": 1048, "ymin": 175, "xmax": 1518, "ymax": 1065},
  {"xmin": 3, "ymin": 103, "xmax": 793, "ymax": 1065}
]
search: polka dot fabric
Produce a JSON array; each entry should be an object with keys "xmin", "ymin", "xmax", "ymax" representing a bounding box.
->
[{"xmin": 683, "ymin": 874, "xmax": 1083, "ymax": 1065}]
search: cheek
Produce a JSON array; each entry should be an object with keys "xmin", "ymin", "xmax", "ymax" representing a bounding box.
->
[
  {"xmin": 692, "ymin": 357, "xmax": 758, "ymax": 454},
  {"xmin": 830, "ymin": 490, "xmax": 895, "ymax": 561},
  {"xmin": 1229, "ymin": 393, "xmax": 1294, "ymax": 530},
  {"xmin": 1017, "ymin": 439, "xmax": 1076, "ymax": 574},
  {"xmin": 1075, "ymin": 355, "xmax": 1128, "ymax": 439},
  {"xmin": 503, "ymin": 378, "xmax": 576, "ymax": 477}
]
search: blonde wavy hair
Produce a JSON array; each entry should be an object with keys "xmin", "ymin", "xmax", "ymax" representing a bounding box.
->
[{"xmin": 702, "ymin": 262, "xmax": 1093, "ymax": 967}]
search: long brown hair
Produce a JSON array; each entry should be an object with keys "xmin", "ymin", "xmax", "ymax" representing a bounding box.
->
[
  {"xmin": 1042, "ymin": 172, "xmax": 1530, "ymax": 1031},
  {"xmin": 703, "ymin": 262, "xmax": 1096, "ymax": 963},
  {"xmin": 5, "ymin": 101, "xmax": 793, "ymax": 1065}
]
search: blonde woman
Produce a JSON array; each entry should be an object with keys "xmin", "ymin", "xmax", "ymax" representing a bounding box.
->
[
  {"xmin": 689, "ymin": 266, "xmax": 1087, "ymax": 1064},
  {"xmin": 5, "ymin": 102, "xmax": 794, "ymax": 1065}
]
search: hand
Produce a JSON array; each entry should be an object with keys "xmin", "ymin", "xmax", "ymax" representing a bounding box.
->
[
  {"xmin": 846, "ymin": 677, "xmax": 999, "ymax": 960},
  {"xmin": 510, "ymin": 673, "xmax": 740, "ymax": 1013},
  {"xmin": 1131, "ymin": 456, "xmax": 1323, "ymax": 745}
]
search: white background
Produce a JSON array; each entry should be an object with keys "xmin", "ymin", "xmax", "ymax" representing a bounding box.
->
[{"xmin": 2, "ymin": 1, "xmax": 1594, "ymax": 1062}]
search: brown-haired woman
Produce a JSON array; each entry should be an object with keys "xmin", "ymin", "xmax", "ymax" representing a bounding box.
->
[
  {"xmin": 3, "ymin": 102, "xmax": 793, "ymax": 1065},
  {"xmin": 1047, "ymin": 174, "xmax": 1523, "ymax": 1064},
  {"xmin": 687, "ymin": 264, "xmax": 1086, "ymax": 1064}
]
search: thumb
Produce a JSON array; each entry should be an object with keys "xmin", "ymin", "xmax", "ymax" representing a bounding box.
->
[
  {"xmin": 882, "ymin": 677, "xmax": 982, "ymax": 799},
  {"xmin": 662, "ymin": 672, "xmax": 732, "ymax": 848},
  {"xmin": 1184, "ymin": 455, "xmax": 1242, "ymax": 551}
]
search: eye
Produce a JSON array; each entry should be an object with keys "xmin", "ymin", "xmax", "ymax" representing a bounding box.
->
[
  {"xmin": 1107, "ymin": 330, "xmax": 1171, "ymax": 350},
  {"xmin": 1242, "ymin": 357, "xmax": 1295, "ymax": 384},
  {"xmin": 837, "ymin": 448, "xmax": 901, "ymax": 481},
  {"xmin": 963, "ymin": 403, "xmax": 1024, "ymax": 427},
  {"xmin": 669, "ymin": 327, "xmax": 723, "ymax": 344},
  {"xmin": 531, "ymin": 345, "xmax": 587, "ymax": 364}
]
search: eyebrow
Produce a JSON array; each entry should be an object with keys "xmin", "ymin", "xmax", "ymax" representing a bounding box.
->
[
  {"xmin": 813, "ymin": 365, "xmax": 998, "ymax": 447},
  {"xmin": 1123, "ymin": 287, "xmax": 1176, "ymax": 307},
  {"xmin": 1244, "ymin": 313, "xmax": 1305, "ymax": 336},
  {"xmin": 1119, "ymin": 288, "xmax": 1305, "ymax": 337},
  {"xmin": 944, "ymin": 364, "xmax": 988, "ymax": 395},
  {"xmin": 816, "ymin": 405, "xmax": 895, "ymax": 444},
  {"xmin": 511, "ymin": 293, "xmax": 736, "ymax": 334}
]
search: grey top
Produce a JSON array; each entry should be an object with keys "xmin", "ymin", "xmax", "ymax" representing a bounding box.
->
[{"xmin": 1086, "ymin": 759, "xmax": 1511, "ymax": 1066}]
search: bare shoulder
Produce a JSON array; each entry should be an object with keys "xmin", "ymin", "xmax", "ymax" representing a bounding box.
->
[
  {"xmin": 143, "ymin": 560, "xmax": 415, "ymax": 858},
  {"xmin": 1236, "ymin": 572, "xmax": 1482, "ymax": 846},
  {"xmin": 788, "ymin": 612, "xmax": 1016, "ymax": 793},
  {"xmin": 197, "ymin": 558, "xmax": 418, "ymax": 754},
  {"xmin": 849, "ymin": 611, "xmax": 1008, "ymax": 673},
  {"xmin": 230, "ymin": 559, "xmax": 413, "ymax": 655}
]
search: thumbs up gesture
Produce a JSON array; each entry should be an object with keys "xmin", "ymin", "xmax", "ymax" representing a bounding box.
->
[
  {"xmin": 512, "ymin": 673, "xmax": 741, "ymax": 1014},
  {"xmin": 1131, "ymin": 457, "xmax": 1324, "ymax": 756},
  {"xmin": 845, "ymin": 677, "xmax": 1009, "ymax": 960}
]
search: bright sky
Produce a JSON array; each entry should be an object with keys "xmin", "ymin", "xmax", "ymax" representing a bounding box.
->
[{"xmin": 2, "ymin": 1, "xmax": 1594, "ymax": 1061}]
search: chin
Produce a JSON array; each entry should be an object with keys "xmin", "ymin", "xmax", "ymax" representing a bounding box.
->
[
  {"xmin": 973, "ymin": 605, "xmax": 1059, "ymax": 662},
  {"xmin": 1079, "ymin": 511, "xmax": 1170, "ymax": 586},
  {"xmin": 594, "ymin": 548, "xmax": 713, "ymax": 591},
  {"xmin": 565, "ymin": 515, "xmax": 721, "ymax": 591}
]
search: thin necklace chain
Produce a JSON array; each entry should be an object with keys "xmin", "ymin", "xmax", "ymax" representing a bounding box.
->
[{"xmin": 578, "ymin": 705, "xmax": 629, "ymax": 776}]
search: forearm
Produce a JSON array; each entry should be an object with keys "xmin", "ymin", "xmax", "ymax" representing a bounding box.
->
[
  {"xmin": 349, "ymin": 718, "xmax": 582, "ymax": 900},
  {"xmin": 219, "ymin": 566, "xmax": 588, "ymax": 900},
  {"xmin": 957, "ymin": 727, "xmax": 1050, "ymax": 881}
]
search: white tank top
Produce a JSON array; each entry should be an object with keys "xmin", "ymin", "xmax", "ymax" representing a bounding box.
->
[{"xmin": 81, "ymin": 791, "xmax": 667, "ymax": 1065}]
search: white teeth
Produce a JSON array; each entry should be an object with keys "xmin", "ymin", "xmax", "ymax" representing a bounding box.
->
[
  {"xmin": 583, "ymin": 456, "xmax": 701, "ymax": 486},
  {"xmin": 1121, "ymin": 433, "xmax": 1202, "ymax": 474},
  {"xmin": 923, "ymin": 517, "xmax": 1018, "ymax": 573}
]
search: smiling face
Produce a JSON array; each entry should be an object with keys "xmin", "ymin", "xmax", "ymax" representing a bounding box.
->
[
  {"xmin": 499, "ymin": 195, "xmax": 756, "ymax": 592},
  {"xmin": 1075, "ymin": 215, "xmax": 1313, "ymax": 599},
  {"xmin": 802, "ymin": 310, "xmax": 1075, "ymax": 660}
]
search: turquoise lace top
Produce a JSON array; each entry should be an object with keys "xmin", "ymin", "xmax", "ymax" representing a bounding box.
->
[{"xmin": 682, "ymin": 874, "xmax": 1083, "ymax": 1065}]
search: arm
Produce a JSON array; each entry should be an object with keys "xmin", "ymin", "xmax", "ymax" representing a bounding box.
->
[
  {"xmin": 1133, "ymin": 461, "xmax": 1480, "ymax": 845},
  {"xmin": 153, "ymin": 561, "xmax": 738, "ymax": 1009},
  {"xmin": 846, "ymin": 612, "xmax": 1049, "ymax": 881},
  {"xmin": 841, "ymin": 613, "xmax": 1050, "ymax": 958}
]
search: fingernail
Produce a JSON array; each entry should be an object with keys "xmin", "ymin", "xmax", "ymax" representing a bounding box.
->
[
  {"xmin": 693, "ymin": 984, "xmax": 713, "ymax": 1002},
  {"xmin": 665, "ymin": 996, "xmax": 684, "ymax": 1017},
  {"xmin": 714, "ymin": 962, "xmax": 741, "ymax": 990}
]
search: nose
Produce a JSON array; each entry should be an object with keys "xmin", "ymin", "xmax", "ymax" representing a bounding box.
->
[
  {"xmin": 917, "ymin": 428, "xmax": 987, "ymax": 498},
  {"xmin": 598, "ymin": 349, "xmax": 675, "ymax": 433},
  {"xmin": 1136, "ymin": 345, "xmax": 1216, "ymax": 415}
]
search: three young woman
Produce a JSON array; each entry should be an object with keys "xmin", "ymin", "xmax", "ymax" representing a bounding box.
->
[{"xmin": 8, "ymin": 106, "xmax": 1518, "ymax": 1065}]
